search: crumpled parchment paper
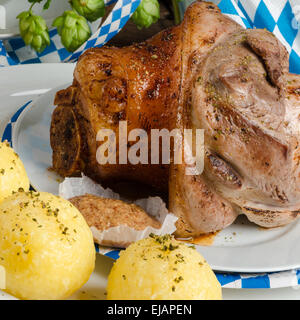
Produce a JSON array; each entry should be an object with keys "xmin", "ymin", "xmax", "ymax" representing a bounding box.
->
[{"xmin": 59, "ymin": 175, "xmax": 178, "ymax": 248}]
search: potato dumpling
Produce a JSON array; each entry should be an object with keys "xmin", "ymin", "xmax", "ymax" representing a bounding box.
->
[
  {"xmin": 107, "ymin": 234, "xmax": 222, "ymax": 300},
  {"xmin": 0, "ymin": 191, "xmax": 95, "ymax": 300},
  {"xmin": 0, "ymin": 265, "xmax": 5, "ymax": 289},
  {"xmin": 0, "ymin": 142, "xmax": 30, "ymax": 203}
]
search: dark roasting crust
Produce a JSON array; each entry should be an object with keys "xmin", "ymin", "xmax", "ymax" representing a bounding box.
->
[{"xmin": 50, "ymin": 105, "xmax": 81, "ymax": 177}]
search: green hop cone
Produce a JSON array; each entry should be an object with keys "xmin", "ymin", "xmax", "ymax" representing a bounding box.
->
[
  {"xmin": 17, "ymin": 10, "xmax": 50, "ymax": 53},
  {"xmin": 131, "ymin": 0, "xmax": 160, "ymax": 29},
  {"xmin": 70, "ymin": 0, "xmax": 105, "ymax": 22},
  {"xmin": 53, "ymin": 10, "xmax": 91, "ymax": 52}
]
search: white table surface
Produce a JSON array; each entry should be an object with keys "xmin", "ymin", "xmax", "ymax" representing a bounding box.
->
[{"xmin": 0, "ymin": 64, "xmax": 300, "ymax": 300}]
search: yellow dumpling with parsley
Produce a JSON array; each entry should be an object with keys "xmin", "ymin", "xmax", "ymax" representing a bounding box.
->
[
  {"xmin": 0, "ymin": 141, "xmax": 30, "ymax": 203},
  {"xmin": 107, "ymin": 234, "xmax": 222, "ymax": 300},
  {"xmin": 0, "ymin": 191, "xmax": 95, "ymax": 300}
]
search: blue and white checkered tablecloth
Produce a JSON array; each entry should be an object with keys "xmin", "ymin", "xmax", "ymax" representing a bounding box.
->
[
  {"xmin": 0, "ymin": 0, "xmax": 141, "ymax": 66},
  {"xmin": 1, "ymin": 0, "xmax": 300, "ymax": 289},
  {"xmin": 0, "ymin": 0, "xmax": 300, "ymax": 70}
]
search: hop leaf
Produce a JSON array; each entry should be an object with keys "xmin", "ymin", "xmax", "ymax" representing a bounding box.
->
[
  {"xmin": 43, "ymin": 0, "xmax": 52, "ymax": 10},
  {"xmin": 53, "ymin": 10, "xmax": 91, "ymax": 52},
  {"xmin": 17, "ymin": 10, "xmax": 50, "ymax": 53},
  {"xmin": 28, "ymin": 0, "xmax": 44, "ymax": 4},
  {"xmin": 70, "ymin": 0, "xmax": 105, "ymax": 22},
  {"xmin": 131, "ymin": 0, "xmax": 160, "ymax": 29}
]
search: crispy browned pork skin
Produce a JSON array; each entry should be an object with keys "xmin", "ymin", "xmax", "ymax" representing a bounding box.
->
[{"xmin": 51, "ymin": 1, "xmax": 300, "ymax": 237}]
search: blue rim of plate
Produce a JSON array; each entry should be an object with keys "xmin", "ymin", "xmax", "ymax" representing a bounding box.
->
[{"xmin": 2, "ymin": 101, "xmax": 300, "ymax": 290}]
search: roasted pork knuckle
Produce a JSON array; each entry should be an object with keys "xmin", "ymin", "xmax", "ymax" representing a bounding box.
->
[{"xmin": 51, "ymin": 1, "xmax": 300, "ymax": 237}]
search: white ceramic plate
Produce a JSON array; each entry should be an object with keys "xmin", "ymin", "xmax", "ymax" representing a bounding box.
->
[
  {"xmin": 12, "ymin": 84, "xmax": 70, "ymax": 195},
  {"xmin": 4, "ymin": 64, "xmax": 300, "ymax": 301},
  {"xmin": 11, "ymin": 78, "xmax": 300, "ymax": 274},
  {"xmin": 0, "ymin": 63, "xmax": 114, "ymax": 300}
]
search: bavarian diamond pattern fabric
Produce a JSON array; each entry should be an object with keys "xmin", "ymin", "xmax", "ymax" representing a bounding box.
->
[
  {"xmin": 0, "ymin": 0, "xmax": 141, "ymax": 65},
  {"xmin": 0, "ymin": 0, "xmax": 299, "ymax": 71}
]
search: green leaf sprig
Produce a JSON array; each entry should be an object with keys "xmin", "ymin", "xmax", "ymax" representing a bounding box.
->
[
  {"xmin": 70, "ymin": 0, "xmax": 105, "ymax": 22},
  {"xmin": 131, "ymin": 0, "xmax": 160, "ymax": 29},
  {"xmin": 17, "ymin": 0, "xmax": 160, "ymax": 54},
  {"xmin": 17, "ymin": 9, "xmax": 50, "ymax": 53},
  {"xmin": 53, "ymin": 10, "xmax": 91, "ymax": 52},
  {"xmin": 28, "ymin": 0, "xmax": 52, "ymax": 10}
]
